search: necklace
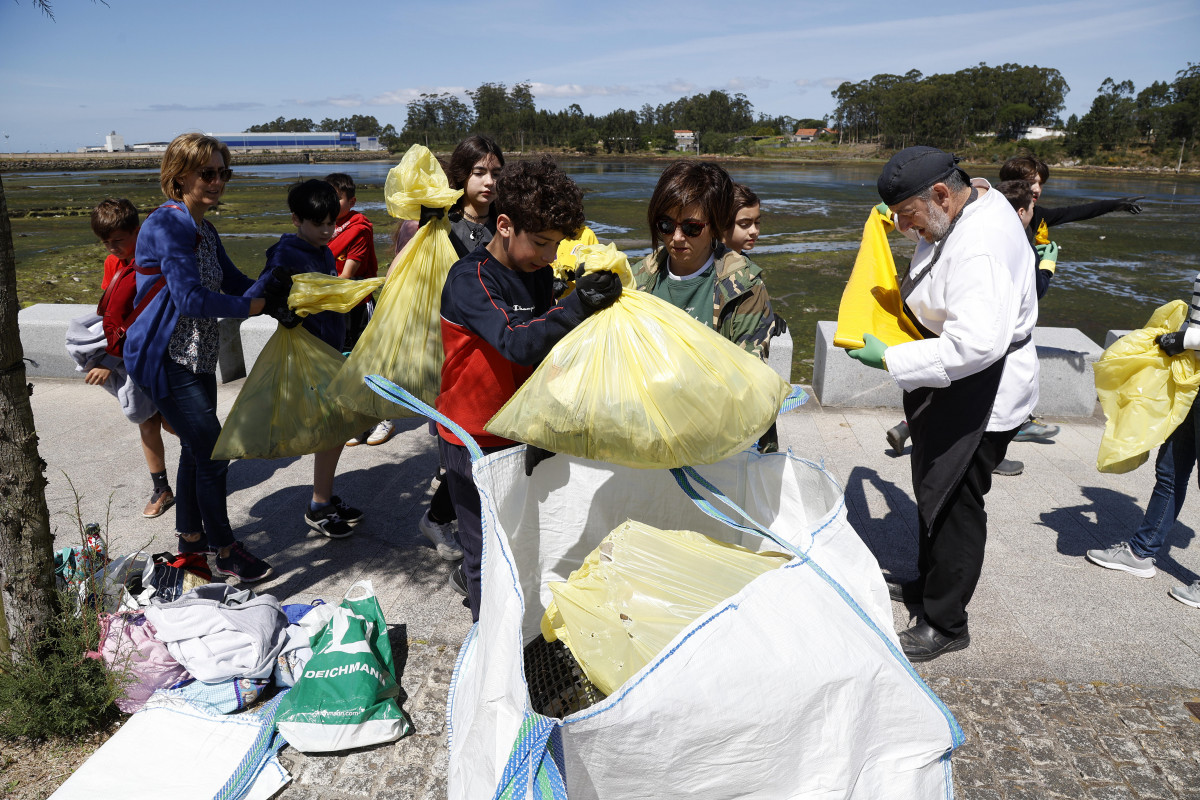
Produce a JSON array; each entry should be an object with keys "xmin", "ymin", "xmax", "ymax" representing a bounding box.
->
[
  {"xmin": 462, "ymin": 217, "xmax": 484, "ymax": 241},
  {"xmin": 462, "ymin": 208, "xmax": 486, "ymax": 222}
]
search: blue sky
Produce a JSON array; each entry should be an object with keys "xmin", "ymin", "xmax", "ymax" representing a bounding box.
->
[{"xmin": 0, "ymin": 0, "xmax": 1196, "ymax": 153}]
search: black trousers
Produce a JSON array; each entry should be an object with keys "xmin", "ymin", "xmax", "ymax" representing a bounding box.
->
[{"xmin": 917, "ymin": 429, "xmax": 1015, "ymax": 637}]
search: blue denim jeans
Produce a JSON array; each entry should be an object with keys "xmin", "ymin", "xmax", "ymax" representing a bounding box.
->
[
  {"xmin": 1129, "ymin": 403, "xmax": 1200, "ymax": 559},
  {"xmin": 149, "ymin": 361, "xmax": 235, "ymax": 550}
]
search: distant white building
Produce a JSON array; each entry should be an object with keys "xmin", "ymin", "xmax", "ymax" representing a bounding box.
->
[
  {"xmin": 77, "ymin": 130, "xmax": 129, "ymax": 153},
  {"xmin": 209, "ymin": 131, "xmax": 368, "ymax": 152},
  {"xmin": 1021, "ymin": 126, "xmax": 1065, "ymax": 141},
  {"xmin": 673, "ymin": 130, "xmax": 696, "ymax": 151}
]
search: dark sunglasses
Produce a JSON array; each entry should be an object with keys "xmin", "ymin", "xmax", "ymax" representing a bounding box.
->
[
  {"xmin": 655, "ymin": 217, "xmax": 707, "ymax": 238},
  {"xmin": 196, "ymin": 167, "xmax": 233, "ymax": 183}
]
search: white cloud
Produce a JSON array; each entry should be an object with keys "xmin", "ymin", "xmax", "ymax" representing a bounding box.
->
[
  {"xmin": 368, "ymin": 86, "xmax": 470, "ymax": 105},
  {"xmin": 658, "ymin": 79, "xmax": 698, "ymax": 95},
  {"xmin": 727, "ymin": 76, "xmax": 771, "ymax": 91},
  {"xmin": 526, "ymin": 82, "xmax": 634, "ymax": 99}
]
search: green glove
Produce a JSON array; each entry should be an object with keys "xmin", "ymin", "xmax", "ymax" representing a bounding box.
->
[
  {"xmin": 847, "ymin": 333, "xmax": 888, "ymax": 370},
  {"xmin": 874, "ymin": 202, "xmax": 891, "ymax": 219},
  {"xmin": 1035, "ymin": 241, "xmax": 1059, "ymax": 274}
]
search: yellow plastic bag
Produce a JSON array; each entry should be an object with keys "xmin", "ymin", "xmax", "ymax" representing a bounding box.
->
[
  {"xmin": 553, "ymin": 225, "xmax": 599, "ymax": 271},
  {"xmin": 541, "ymin": 520, "xmax": 791, "ymax": 696},
  {"xmin": 288, "ymin": 273, "xmax": 386, "ymax": 316},
  {"xmin": 1095, "ymin": 300, "xmax": 1200, "ymax": 473},
  {"xmin": 834, "ymin": 207, "xmax": 923, "ymax": 349},
  {"xmin": 212, "ymin": 325, "xmax": 378, "ymax": 460},
  {"xmin": 485, "ymin": 243, "xmax": 792, "ymax": 468},
  {"xmin": 327, "ymin": 145, "xmax": 463, "ymax": 418}
]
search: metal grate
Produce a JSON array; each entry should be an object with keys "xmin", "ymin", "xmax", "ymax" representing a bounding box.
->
[{"xmin": 524, "ymin": 637, "xmax": 607, "ymax": 719}]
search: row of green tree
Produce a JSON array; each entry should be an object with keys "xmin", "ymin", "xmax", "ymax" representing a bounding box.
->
[
  {"xmin": 245, "ymin": 86, "xmax": 811, "ymax": 155},
  {"xmin": 242, "ymin": 64, "xmax": 1200, "ymax": 161},
  {"xmin": 829, "ymin": 62, "xmax": 1200, "ymax": 161},
  {"xmin": 1066, "ymin": 65, "xmax": 1200, "ymax": 159}
]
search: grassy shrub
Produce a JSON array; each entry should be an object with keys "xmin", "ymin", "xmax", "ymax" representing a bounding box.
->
[
  {"xmin": 0, "ymin": 494, "xmax": 124, "ymax": 741},
  {"xmin": 0, "ymin": 591, "xmax": 122, "ymax": 740}
]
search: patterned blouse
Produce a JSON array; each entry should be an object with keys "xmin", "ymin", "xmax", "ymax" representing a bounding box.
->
[{"xmin": 168, "ymin": 223, "xmax": 222, "ymax": 374}]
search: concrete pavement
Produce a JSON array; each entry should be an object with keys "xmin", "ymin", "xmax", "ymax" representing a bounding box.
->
[{"xmin": 29, "ymin": 376, "xmax": 1200, "ymax": 799}]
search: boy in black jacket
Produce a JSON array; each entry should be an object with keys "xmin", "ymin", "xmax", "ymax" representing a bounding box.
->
[{"xmin": 435, "ymin": 158, "xmax": 622, "ymax": 620}]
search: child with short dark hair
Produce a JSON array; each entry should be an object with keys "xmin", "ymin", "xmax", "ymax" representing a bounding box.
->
[
  {"xmin": 726, "ymin": 182, "xmax": 761, "ymax": 254},
  {"xmin": 325, "ymin": 172, "xmax": 378, "ymax": 353},
  {"xmin": 245, "ymin": 179, "xmax": 363, "ymax": 538},
  {"xmin": 437, "ymin": 157, "xmax": 622, "ymax": 619},
  {"xmin": 87, "ymin": 199, "xmax": 177, "ymax": 518}
]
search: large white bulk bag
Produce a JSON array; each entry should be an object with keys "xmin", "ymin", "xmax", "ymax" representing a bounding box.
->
[{"xmin": 365, "ymin": 376, "xmax": 960, "ymax": 800}]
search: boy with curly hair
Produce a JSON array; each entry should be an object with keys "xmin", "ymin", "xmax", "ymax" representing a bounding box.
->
[{"xmin": 436, "ymin": 157, "xmax": 622, "ymax": 620}]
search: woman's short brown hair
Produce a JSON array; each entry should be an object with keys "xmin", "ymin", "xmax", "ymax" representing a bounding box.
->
[
  {"xmin": 646, "ymin": 160, "xmax": 734, "ymax": 251},
  {"xmin": 159, "ymin": 133, "xmax": 231, "ymax": 201}
]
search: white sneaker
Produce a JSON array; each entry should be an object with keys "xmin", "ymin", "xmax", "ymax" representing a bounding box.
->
[
  {"xmin": 419, "ymin": 510, "xmax": 463, "ymax": 561},
  {"xmin": 1169, "ymin": 580, "xmax": 1200, "ymax": 609},
  {"xmin": 366, "ymin": 420, "xmax": 396, "ymax": 446},
  {"xmin": 1085, "ymin": 542, "xmax": 1156, "ymax": 578},
  {"xmin": 345, "ymin": 430, "xmax": 368, "ymax": 447}
]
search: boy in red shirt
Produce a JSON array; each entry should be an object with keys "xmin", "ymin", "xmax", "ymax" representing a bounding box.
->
[
  {"xmin": 325, "ymin": 173, "xmax": 378, "ymax": 351},
  {"xmin": 88, "ymin": 199, "xmax": 175, "ymax": 518},
  {"xmin": 437, "ymin": 158, "xmax": 622, "ymax": 620}
]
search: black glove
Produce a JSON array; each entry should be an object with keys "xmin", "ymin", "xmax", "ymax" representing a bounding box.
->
[
  {"xmin": 1116, "ymin": 196, "xmax": 1144, "ymax": 214},
  {"xmin": 524, "ymin": 445, "xmax": 557, "ymax": 476},
  {"xmin": 552, "ymin": 276, "xmax": 571, "ymax": 300},
  {"xmin": 1156, "ymin": 331, "xmax": 1186, "ymax": 356},
  {"xmin": 771, "ymin": 314, "xmax": 788, "ymax": 337},
  {"xmin": 263, "ymin": 290, "xmax": 302, "ymax": 329},
  {"xmin": 574, "ymin": 269, "xmax": 622, "ymax": 310}
]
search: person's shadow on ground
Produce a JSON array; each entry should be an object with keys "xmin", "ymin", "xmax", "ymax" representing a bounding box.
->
[
  {"xmin": 843, "ymin": 466, "xmax": 919, "ymax": 582},
  {"xmin": 1040, "ymin": 484, "xmax": 1199, "ymax": 585}
]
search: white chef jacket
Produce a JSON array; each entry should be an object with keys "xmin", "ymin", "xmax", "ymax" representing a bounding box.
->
[{"xmin": 884, "ymin": 178, "xmax": 1039, "ymax": 432}]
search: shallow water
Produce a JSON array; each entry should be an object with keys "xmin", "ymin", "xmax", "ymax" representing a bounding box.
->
[{"xmin": 7, "ymin": 158, "xmax": 1199, "ymax": 381}]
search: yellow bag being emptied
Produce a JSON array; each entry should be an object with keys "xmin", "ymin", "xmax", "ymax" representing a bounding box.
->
[
  {"xmin": 327, "ymin": 145, "xmax": 463, "ymax": 419},
  {"xmin": 1095, "ymin": 300, "xmax": 1200, "ymax": 473},
  {"xmin": 541, "ymin": 520, "xmax": 791, "ymax": 696},
  {"xmin": 834, "ymin": 206, "xmax": 923, "ymax": 350},
  {"xmin": 484, "ymin": 243, "xmax": 792, "ymax": 468},
  {"xmin": 288, "ymin": 272, "xmax": 385, "ymax": 316}
]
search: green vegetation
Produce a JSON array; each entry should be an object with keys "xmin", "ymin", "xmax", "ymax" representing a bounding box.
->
[{"xmin": 0, "ymin": 502, "xmax": 123, "ymax": 741}]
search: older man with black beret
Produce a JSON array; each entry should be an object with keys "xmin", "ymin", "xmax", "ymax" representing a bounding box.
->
[{"xmin": 849, "ymin": 146, "xmax": 1039, "ymax": 661}]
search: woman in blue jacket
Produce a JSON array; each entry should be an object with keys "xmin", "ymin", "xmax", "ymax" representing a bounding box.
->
[{"xmin": 124, "ymin": 133, "xmax": 289, "ymax": 582}]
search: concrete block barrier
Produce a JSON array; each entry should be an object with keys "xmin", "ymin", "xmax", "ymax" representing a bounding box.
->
[
  {"xmin": 813, "ymin": 321, "xmax": 1103, "ymax": 416},
  {"xmin": 18, "ymin": 303, "xmax": 248, "ymax": 384},
  {"xmin": 767, "ymin": 329, "xmax": 793, "ymax": 384},
  {"xmin": 18, "ymin": 303, "xmax": 96, "ymax": 378},
  {"xmin": 1105, "ymin": 330, "xmax": 1133, "ymax": 348}
]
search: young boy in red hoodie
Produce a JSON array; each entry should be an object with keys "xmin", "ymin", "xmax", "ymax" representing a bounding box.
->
[{"xmin": 88, "ymin": 199, "xmax": 175, "ymax": 518}]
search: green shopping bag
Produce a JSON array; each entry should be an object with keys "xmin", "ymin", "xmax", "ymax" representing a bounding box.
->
[{"xmin": 274, "ymin": 581, "xmax": 411, "ymax": 752}]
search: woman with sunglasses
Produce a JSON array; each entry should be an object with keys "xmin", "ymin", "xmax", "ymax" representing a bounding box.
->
[
  {"xmin": 633, "ymin": 160, "xmax": 778, "ymax": 360},
  {"xmin": 124, "ymin": 133, "xmax": 288, "ymax": 582}
]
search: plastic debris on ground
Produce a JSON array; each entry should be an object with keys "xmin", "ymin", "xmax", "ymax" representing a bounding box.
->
[{"xmin": 541, "ymin": 519, "xmax": 792, "ymax": 696}]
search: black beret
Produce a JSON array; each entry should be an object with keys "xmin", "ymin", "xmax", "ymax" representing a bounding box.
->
[{"xmin": 877, "ymin": 146, "xmax": 969, "ymax": 205}]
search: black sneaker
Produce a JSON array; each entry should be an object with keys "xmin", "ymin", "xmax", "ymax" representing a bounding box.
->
[
  {"xmin": 329, "ymin": 496, "xmax": 364, "ymax": 527},
  {"xmin": 177, "ymin": 533, "xmax": 218, "ymax": 556},
  {"xmin": 213, "ymin": 541, "xmax": 274, "ymax": 583},
  {"xmin": 305, "ymin": 504, "xmax": 354, "ymax": 539}
]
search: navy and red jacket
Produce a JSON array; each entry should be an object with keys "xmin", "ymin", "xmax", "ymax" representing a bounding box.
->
[{"xmin": 437, "ymin": 244, "xmax": 590, "ymax": 447}]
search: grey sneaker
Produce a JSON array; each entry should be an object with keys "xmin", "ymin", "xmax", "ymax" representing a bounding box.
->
[
  {"xmin": 1169, "ymin": 580, "xmax": 1200, "ymax": 608},
  {"xmin": 1086, "ymin": 542, "xmax": 1156, "ymax": 578},
  {"xmin": 1014, "ymin": 416, "xmax": 1060, "ymax": 442},
  {"xmin": 993, "ymin": 458, "xmax": 1024, "ymax": 476},
  {"xmin": 419, "ymin": 510, "xmax": 463, "ymax": 561},
  {"xmin": 886, "ymin": 422, "xmax": 909, "ymax": 455}
]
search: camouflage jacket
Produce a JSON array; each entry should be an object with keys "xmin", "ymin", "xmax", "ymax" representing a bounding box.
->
[{"xmin": 632, "ymin": 245, "xmax": 775, "ymax": 360}]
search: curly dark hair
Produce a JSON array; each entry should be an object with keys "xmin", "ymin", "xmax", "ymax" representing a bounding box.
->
[{"xmin": 493, "ymin": 157, "xmax": 584, "ymax": 238}]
